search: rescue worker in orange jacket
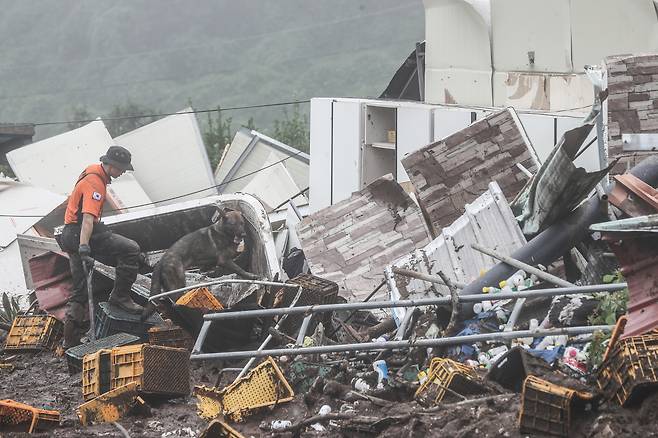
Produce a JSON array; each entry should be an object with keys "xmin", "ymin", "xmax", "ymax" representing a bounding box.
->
[{"xmin": 59, "ymin": 145, "xmax": 144, "ymax": 348}]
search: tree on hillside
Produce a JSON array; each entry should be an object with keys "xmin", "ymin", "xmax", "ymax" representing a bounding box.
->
[
  {"xmin": 203, "ymin": 106, "xmax": 255, "ymax": 170},
  {"xmin": 67, "ymin": 105, "xmax": 93, "ymax": 131},
  {"xmin": 105, "ymin": 101, "xmax": 160, "ymax": 138},
  {"xmin": 270, "ymin": 103, "xmax": 309, "ymax": 153}
]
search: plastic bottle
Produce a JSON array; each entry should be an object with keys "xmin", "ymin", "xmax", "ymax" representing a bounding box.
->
[
  {"xmin": 271, "ymin": 420, "xmax": 292, "ymax": 430},
  {"xmin": 482, "ymin": 286, "xmax": 502, "ymax": 294},
  {"xmin": 417, "ymin": 370, "xmax": 428, "ymax": 385},
  {"xmin": 372, "ymin": 360, "xmax": 389, "ymax": 388},
  {"xmin": 351, "ymin": 378, "xmax": 371, "ymax": 392},
  {"xmin": 474, "ymin": 300, "xmax": 493, "ymax": 314},
  {"xmin": 318, "ymin": 405, "xmax": 331, "ymax": 416}
]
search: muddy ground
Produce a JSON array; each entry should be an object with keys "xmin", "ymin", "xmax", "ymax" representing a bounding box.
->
[{"xmin": 2, "ymin": 347, "xmax": 658, "ymax": 438}]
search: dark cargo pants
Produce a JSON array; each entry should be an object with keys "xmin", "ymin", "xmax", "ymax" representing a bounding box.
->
[{"xmin": 61, "ymin": 224, "xmax": 140, "ymax": 324}]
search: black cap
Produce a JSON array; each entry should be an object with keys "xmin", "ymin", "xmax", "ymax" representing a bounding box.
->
[{"xmin": 100, "ymin": 145, "xmax": 134, "ymax": 171}]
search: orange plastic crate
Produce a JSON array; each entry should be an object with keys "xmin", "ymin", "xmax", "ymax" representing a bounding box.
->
[
  {"xmin": 110, "ymin": 344, "xmax": 190, "ymax": 396},
  {"xmin": 0, "ymin": 399, "xmax": 60, "ymax": 433},
  {"xmin": 82, "ymin": 349, "xmax": 112, "ymax": 401},
  {"xmin": 176, "ymin": 287, "xmax": 223, "ymax": 310},
  {"xmin": 415, "ymin": 358, "xmax": 484, "ymax": 405},
  {"xmin": 4, "ymin": 315, "xmax": 63, "ymax": 351}
]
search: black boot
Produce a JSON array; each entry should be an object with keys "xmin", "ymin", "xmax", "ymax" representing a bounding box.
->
[
  {"xmin": 108, "ymin": 278, "xmax": 143, "ymax": 314},
  {"xmin": 63, "ymin": 302, "xmax": 85, "ymax": 349}
]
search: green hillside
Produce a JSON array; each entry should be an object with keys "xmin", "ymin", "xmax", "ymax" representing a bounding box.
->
[{"xmin": 0, "ymin": 0, "xmax": 424, "ymax": 141}]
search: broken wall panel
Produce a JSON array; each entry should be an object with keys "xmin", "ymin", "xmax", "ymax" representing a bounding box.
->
[
  {"xmin": 296, "ymin": 175, "xmax": 431, "ymax": 301},
  {"xmin": 385, "ymin": 181, "xmax": 526, "ymax": 322},
  {"xmin": 401, "ymin": 107, "xmax": 539, "ymax": 235},
  {"xmin": 604, "ymin": 54, "xmax": 658, "ymax": 173}
]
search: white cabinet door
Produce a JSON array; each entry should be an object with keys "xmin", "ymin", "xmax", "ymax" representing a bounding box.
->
[
  {"xmin": 331, "ymin": 100, "xmax": 362, "ymax": 205},
  {"xmin": 396, "ymin": 106, "xmax": 434, "ymax": 182},
  {"xmin": 309, "ymin": 98, "xmax": 333, "ymax": 212}
]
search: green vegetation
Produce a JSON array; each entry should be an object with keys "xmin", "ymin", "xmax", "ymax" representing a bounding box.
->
[{"xmin": 587, "ymin": 271, "xmax": 628, "ymax": 368}]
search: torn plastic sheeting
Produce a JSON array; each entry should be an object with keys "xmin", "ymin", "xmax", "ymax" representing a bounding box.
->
[
  {"xmin": 591, "ymin": 214, "xmax": 658, "ymax": 338},
  {"xmin": 511, "ymin": 122, "xmax": 615, "ymax": 236},
  {"xmin": 386, "ymin": 181, "xmax": 526, "ymax": 323},
  {"xmin": 297, "ymin": 174, "xmax": 431, "ymax": 301}
]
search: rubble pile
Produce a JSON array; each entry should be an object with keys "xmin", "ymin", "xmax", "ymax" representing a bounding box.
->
[{"xmin": 3, "ymin": 54, "xmax": 658, "ymax": 438}]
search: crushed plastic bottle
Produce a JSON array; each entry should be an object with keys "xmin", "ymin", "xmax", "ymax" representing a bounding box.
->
[
  {"xmin": 271, "ymin": 420, "xmax": 292, "ymax": 430},
  {"xmin": 372, "ymin": 360, "xmax": 389, "ymax": 388},
  {"xmin": 318, "ymin": 405, "xmax": 331, "ymax": 416},
  {"xmin": 351, "ymin": 378, "xmax": 371, "ymax": 392}
]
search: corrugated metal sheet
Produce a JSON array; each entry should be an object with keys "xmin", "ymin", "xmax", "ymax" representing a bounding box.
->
[
  {"xmin": 511, "ymin": 123, "xmax": 614, "ymax": 235},
  {"xmin": 385, "ymin": 181, "xmax": 526, "ymax": 322},
  {"xmin": 297, "ymin": 174, "xmax": 431, "ymax": 301},
  {"xmin": 401, "ymin": 107, "xmax": 539, "ymax": 236}
]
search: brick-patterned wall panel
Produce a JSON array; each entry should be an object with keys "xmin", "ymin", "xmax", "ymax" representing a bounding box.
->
[
  {"xmin": 605, "ymin": 54, "xmax": 658, "ymax": 173},
  {"xmin": 296, "ymin": 175, "xmax": 431, "ymax": 301},
  {"xmin": 401, "ymin": 108, "xmax": 538, "ymax": 235}
]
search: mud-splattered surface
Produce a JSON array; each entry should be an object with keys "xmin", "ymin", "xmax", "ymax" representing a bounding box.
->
[{"xmin": 1, "ymin": 349, "xmax": 658, "ymax": 437}]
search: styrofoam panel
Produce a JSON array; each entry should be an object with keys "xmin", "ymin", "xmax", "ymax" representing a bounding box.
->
[
  {"xmin": 493, "ymin": 71, "xmax": 593, "ymax": 113},
  {"xmin": 491, "ymin": 0, "xmax": 572, "ymax": 73},
  {"xmin": 115, "ymin": 109, "xmax": 215, "ymax": 205},
  {"xmin": 0, "ymin": 180, "xmax": 65, "ymax": 247},
  {"xmin": 309, "ymin": 98, "xmax": 333, "ymax": 212},
  {"xmin": 7, "ymin": 121, "xmax": 152, "ymax": 210},
  {"xmin": 396, "ymin": 106, "xmax": 433, "ymax": 182},
  {"xmin": 424, "ymin": 0, "xmax": 491, "ymax": 70},
  {"xmin": 214, "ymin": 128, "xmax": 253, "ymax": 185},
  {"xmin": 331, "ymin": 100, "xmax": 362, "ymax": 205},
  {"xmin": 425, "ymin": 68, "xmax": 493, "ymax": 106},
  {"xmin": 571, "ymin": 0, "xmax": 658, "ymax": 71}
]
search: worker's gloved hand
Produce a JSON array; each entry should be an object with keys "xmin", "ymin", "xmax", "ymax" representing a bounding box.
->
[{"xmin": 78, "ymin": 244, "xmax": 94, "ymax": 270}]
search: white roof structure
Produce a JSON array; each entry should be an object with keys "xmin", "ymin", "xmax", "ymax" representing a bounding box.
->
[
  {"xmin": 114, "ymin": 108, "xmax": 216, "ymax": 206},
  {"xmin": 215, "ymin": 128, "xmax": 309, "ymax": 211},
  {"xmin": 6, "ymin": 120, "xmax": 152, "ymax": 213}
]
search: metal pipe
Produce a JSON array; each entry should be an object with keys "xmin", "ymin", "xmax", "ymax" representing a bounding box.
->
[
  {"xmin": 190, "ymin": 325, "xmax": 612, "ymax": 361},
  {"xmin": 470, "ymin": 243, "xmax": 575, "ymax": 288},
  {"xmin": 460, "ymin": 155, "xmax": 658, "ymax": 298},
  {"xmin": 394, "ymin": 307, "xmax": 415, "ymax": 341},
  {"xmin": 202, "ymin": 283, "xmax": 627, "ymax": 321},
  {"xmin": 392, "ymin": 267, "xmax": 466, "ymax": 289},
  {"xmin": 148, "ymin": 279, "xmax": 298, "ymax": 301}
]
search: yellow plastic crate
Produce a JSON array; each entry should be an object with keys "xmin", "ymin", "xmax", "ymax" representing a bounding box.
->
[
  {"xmin": 77, "ymin": 383, "xmax": 139, "ymax": 426},
  {"xmin": 110, "ymin": 344, "xmax": 190, "ymax": 396},
  {"xmin": 4, "ymin": 315, "xmax": 63, "ymax": 351},
  {"xmin": 519, "ymin": 376, "xmax": 595, "ymax": 437},
  {"xmin": 0, "ymin": 399, "xmax": 60, "ymax": 433},
  {"xmin": 415, "ymin": 358, "xmax": 483, "ymax": 405},
  {"xmin": 194, "ymin": 357, "xmax": 294, "ymax": 422},
  {"xmin": 82, "ymin": 349, "xmax": 112, "ymax": 401},
  {"xmin": 176, "ymin": 287, "xmax": 223, "ymax": 311}
]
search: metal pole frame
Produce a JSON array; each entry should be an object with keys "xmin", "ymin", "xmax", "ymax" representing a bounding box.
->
[
  {"xmin": 191, "ymin": 325, "xmax": 613, "ymax": 361},
  {"xmin": 148, "ymin": 279, "xmax": 299, "ymax": 301},
  {"xmin": 190, "ymin": 283, "xmax": 626, "ymax": 360}
]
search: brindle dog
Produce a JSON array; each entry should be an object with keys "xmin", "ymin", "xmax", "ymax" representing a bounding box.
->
[{"xmin": 141, "ymin": 207, "xmax": 258, "ymax": 320}]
